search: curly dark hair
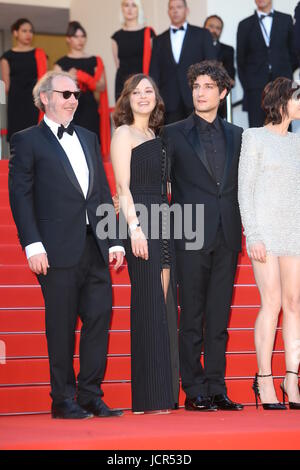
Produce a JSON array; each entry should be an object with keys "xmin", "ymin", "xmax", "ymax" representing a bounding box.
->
[
  {"xmin": 262, "ymin": 77, "xmax": 300, "ymax": 125},
  {"xmin": 187, "ymin": 60, "xmax": 232, "ymax": 101},
  {"xmin": 113, "ymin": 74, "xmax": 165, "ymax": 131}
]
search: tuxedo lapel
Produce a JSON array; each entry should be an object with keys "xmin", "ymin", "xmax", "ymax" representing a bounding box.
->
[
  {"xmin": 254, "ymin": 13, "xmax": 268, "ymax": 48},
  {"xmin": 220, "ymin": 120, "xmax": 234, "ymax": 190},
  {"xmin": 183, "ymin": 115, "xmax": 214, "ymax": 180},
  {"xmin": 74, "ymin": 126, "xmax": 95, "ymax": 200},
  {"xmin": 178, "ymin": 24, "xmax": 191, "ymax": 64},
  {"xmin": 39, "ymin": 120, "xmax": 85, "ymax": 198},
  {"xmin": 269, "ymin": 11, "xmax": 279, "ymax": 46},
  {"xmin": 165, "ymin": 31, "xmax": 177, "ymax": 66}
]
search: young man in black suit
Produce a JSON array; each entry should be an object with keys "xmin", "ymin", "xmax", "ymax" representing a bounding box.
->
[
  {"xmin": 150, "ymin": 0, "xmax": 216, "ymax": 124},
  {"xmin": 237, "ymin": 0, "xmax": 297, "ymax": 127},
  {"xmin": 162, "ymin": 61, "xmax": 244, "ymax": 412},
  {"xmin": 9, "ymin": 71, "xmax": 125, "ymax": 419}
]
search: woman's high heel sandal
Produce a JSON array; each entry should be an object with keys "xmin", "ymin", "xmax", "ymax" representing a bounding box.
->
[
  {"xmin": 252, "ymin": 373, "xmax": 286, "ymax": 410},
  {"xmin": 280, "ymin": 371, "xmax": 300, "ymax": 410}
]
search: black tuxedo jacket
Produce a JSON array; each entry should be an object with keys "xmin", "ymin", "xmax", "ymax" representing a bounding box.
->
[
  {"xmin": 162, "ymin": 115, "xmax": 243, "ymax": 252},
  {"xmin": 294, "ymin": 2, "xmax": 300, "ymax": 64},
  {"xmin": 150, "ymin": 24, "xmax": 216, "ymax": 112},
  {"xmin": 237, "ymin": 10, "xmax": 297, "ymax": 91},
  {"xmin": 9, "ymin": 121, "xmax": 121, "ymax": 268},
  {"xmin": 216, "ymin": 42, "xmax": 235, "ymax": 81}
]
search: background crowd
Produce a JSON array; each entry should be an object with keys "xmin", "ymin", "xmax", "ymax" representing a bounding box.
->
[{"xmin": 1, "ymin": 0, "xmax": 300, "ymax": 152}]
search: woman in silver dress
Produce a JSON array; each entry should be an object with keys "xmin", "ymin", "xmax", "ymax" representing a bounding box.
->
[{"xmin": 238, "ymin": 77, "xmax": 300, "ymax": 410}]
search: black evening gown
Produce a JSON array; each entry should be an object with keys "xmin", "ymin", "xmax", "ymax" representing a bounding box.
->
[
  {"xmin": 1, "ymin": 49, "xmax": 39, "ymax": 141},
  {"xmin": 56, "ymin": 56, "xmax": 100, "ymax": 139},
  {"xmin": 111, "ymin": 28, "xmax": 155, "ymax": 101},
  {"xmin": 123, "ymin": 138, "xmax": 179, "ymax": 412}
]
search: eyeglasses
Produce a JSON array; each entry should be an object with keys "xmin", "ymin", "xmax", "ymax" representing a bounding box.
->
[{"xmin": 52, "ymin": 90, "xmax": 81, "ymax": 100}]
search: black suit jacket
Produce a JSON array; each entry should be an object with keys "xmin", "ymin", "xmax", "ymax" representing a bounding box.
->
[
  {"xmin": 162, "ymin": 115, "xmax": 243, "ymax": 252},
  {"xmin": 294, "ymin": 2, "xmax": 300, "ymax": 64},
  {"xmin": 237, "ymin": 10, "xmax": 297, "ymax": 91},
  {"xmin": 9, "ymin": 121, "xmax": 121, "ymax": 268},
  {"xmin": 150, "ymin": 24, "xmax": 216, "ymax": 112},
  {"xmin": 216, "ymin": 42, "xmax": 235, "ymax": 81}
]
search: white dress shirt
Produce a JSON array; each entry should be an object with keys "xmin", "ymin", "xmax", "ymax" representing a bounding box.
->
[
  {"xmin": 25, "ymin": 116, "xmax": 124, "ymax": 259},
  {"xmin": 257, "ymin": 8, "xmax": 274, "ymax": 47},
  {"xmin": 170, "ymin": 21, "xmax": 188, "ymax": 64}
]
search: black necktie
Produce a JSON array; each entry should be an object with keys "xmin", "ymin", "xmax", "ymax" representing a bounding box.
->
[
  {"xmin": 171, "ymin": 26, "xmax": 185, "ymax": 34},
  {"xmin": 57, "ymin": 123, "xmax": 74, "ymax": 140},
  {"xmin": 260, "ymin": 12, "xmax": 274, "ymax": 20}
]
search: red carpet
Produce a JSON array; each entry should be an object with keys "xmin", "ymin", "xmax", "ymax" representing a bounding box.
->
[
  {"xmin": 1, "ymin": 159, "xmax": 298, "ymax": 450},
  {"xmin": 1, "ymin": 408, "xmax": 300, "ymax": 450}
]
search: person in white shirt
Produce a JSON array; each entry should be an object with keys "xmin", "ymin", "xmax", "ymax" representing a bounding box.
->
[
  {"xmin": 237, "ymin": 0, "xmax": 297, "ymax": 127},
  {"xmin": 9, "ymin": 71, "xmax": 125, "ymax": 420},
  {"xmin": 150, "ymin": 0, "xmax": 216, "ymax": 124}
]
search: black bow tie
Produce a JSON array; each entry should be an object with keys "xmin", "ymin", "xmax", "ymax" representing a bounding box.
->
[
  {"xmin": 57, "ymin": 123, "xmax": 74, "ymax": 140},
  {"xmin": 171, "ymin": 26, "xmax": 185, "ymax": 34},
  {"xmin": 260, "ymin": 12, "xmax": 274, "ymax": 20}
]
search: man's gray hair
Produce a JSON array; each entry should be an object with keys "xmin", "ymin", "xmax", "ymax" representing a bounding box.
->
[{"xmin": 33, "ymin": 70, "xmax": 77, "ymax": 112}]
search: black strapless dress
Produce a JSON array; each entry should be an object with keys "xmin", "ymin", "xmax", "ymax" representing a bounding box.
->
[{"xmin": 124, "ymin": 137, "xmax": 179, "ymax": 412}]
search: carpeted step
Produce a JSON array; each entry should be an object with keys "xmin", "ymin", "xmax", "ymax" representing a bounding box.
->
[
  {"xmin": 0, "ymin": 352, "xmax": 286, "ymax": 387},
  {"xmin": 0, "ymin": 328, "xmax": 284, "ymax": 359},
  {"xmin": 0, "ymin": 308, "xmax": 132, "ymax": 333},
  {"xmin": 0, "ymin": 378, "xmax": 286, "ymax": 415},
  {"xmin": 0, "ymin": 284, "xmax": 260, "ymax": 309}
]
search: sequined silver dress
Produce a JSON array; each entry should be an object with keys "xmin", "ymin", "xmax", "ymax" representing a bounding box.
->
[{"xmin": 238, "ymin": 127, "xmax": 300, "ymax": 256}]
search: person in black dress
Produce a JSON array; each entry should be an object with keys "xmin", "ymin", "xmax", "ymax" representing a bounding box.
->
[
  {"xmin": 0, "ymin": 18, "xmax": 47, "ymax": 142},
  {"xmin": 55, "ymin": 21, "xmax": 108, "ymax": 148},
  {"xmin": 111, "ymin": 74, "xmax": 179, "ymax": 414},
  {"xmin": 111, "ymin": 0, "xmax": 155, "ymax": 101}
]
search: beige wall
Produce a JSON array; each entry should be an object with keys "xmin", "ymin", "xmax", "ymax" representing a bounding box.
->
[
  {"xmin": 6, "ymin": 0, "xmax": 70, "ymax": 7},
  {"xmin": 70, "ymin": 0, "xmax": 208, "ymax": 105}
]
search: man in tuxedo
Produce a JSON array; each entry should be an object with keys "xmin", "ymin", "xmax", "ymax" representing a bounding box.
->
[
  {"xmin": 204, "ymin": 15, "xmax": 235, "ymax": 119},
  {"xmin": 150, "ymin": 0, "xmax": 216, "ymax": 124},
  {"xmin": 9, "ymin": 71, "xmax": 124, "ymax": 419},
  {"xmin": 237, "ymin": 0, "xmax": 297, "ymax": 127},
  {"xmin": 294, "ymin": 2, "xmax": 300, "ymax": 67},
  {"xmin": 162, "ymin": 61, "xmax": 244, "ymax": 412}
]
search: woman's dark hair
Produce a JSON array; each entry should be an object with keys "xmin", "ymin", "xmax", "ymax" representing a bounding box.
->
[
  {"xmin": 187, "ymin": 60, "xmax": 232, "ymax": 101},
  {"xmin": 66, "ymin": 21, "xmax": 87, "ymax": 37},
  {"xmin": 262, "ymin": 77, "xmax": 300, "ymax": 125},
  {"xmin": 113, "ymin": 74, "xmax": 165, "ymax": 131},
  {"xmin": 11, "ymin": 18, "xmax": 34, "ymax": 33}
]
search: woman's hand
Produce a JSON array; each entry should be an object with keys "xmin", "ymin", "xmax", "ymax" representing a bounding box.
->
[
  {"xmin": 249, "ymin": 242, "xmax": 267, "ymax": 263},
  {"xmin": 131, "ymin": 228, "xmax": 149, "ymax": 261},
  {"xmin": 68, "ymin": 67, "xmax": 78, "ymax": 79}
]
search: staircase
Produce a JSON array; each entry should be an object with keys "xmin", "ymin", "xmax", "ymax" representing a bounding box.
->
[{"xmin": 0, "ymin": 160, "xmax": 284, "ymax": 415}]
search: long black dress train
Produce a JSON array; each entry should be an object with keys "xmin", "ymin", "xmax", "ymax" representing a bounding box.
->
[
  {"xmin": 124, "ymin": 137, "xmax": 179, "ymax": 412},
  {"xmin": 55, "ymin": 56, "xmax": 100, "ymax": 139},
  {"xmin": 1, "ymin": 49, "xmax": 39, "ymax": 141}
]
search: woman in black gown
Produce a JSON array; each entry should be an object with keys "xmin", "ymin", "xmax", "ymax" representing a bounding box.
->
[
  {"xmin": 55, "ymin": 22, "xmax": 110, "ymax": 157},
  {"xmin": 111, "ymin": 74, "xmax": 179, "ymax": 414},
  {"xmin": 0, "ymin": 18, "xmax": 47, "ymax": 141},
  {"xmin": 111, "ymin": 0, "xmax": 155, "ymax": 101}
]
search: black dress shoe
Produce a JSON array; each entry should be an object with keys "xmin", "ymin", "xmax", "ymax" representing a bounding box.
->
[
  {"xmin": 211, "ymin": 394, "xmax": 244, "ymax": 411},
  {"xmin": 185, "ymin": 396, "xmax": 218, "ymax": 412},
  {"xmin": 79, "ymin": 397, "xmax": 124, "ymax": 417},
  {"xmin": 51, "ymin": 398, "xmax": 93, "ymax": 419}
]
